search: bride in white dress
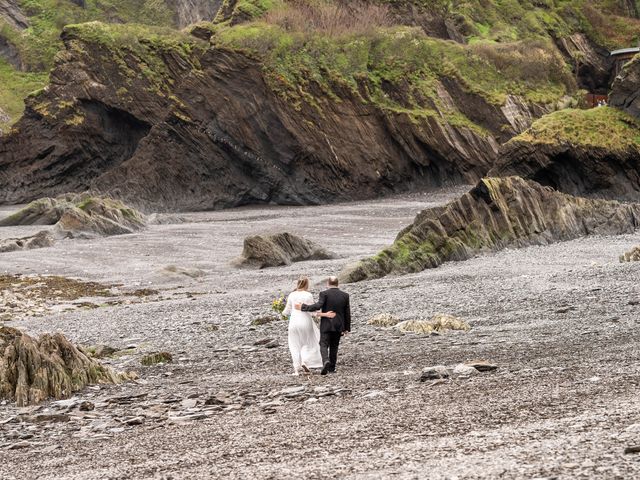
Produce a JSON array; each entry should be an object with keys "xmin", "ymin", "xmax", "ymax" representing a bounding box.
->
[{"xmin": 283, "ymin": 276, "xmax": 335, "ymax": 375}]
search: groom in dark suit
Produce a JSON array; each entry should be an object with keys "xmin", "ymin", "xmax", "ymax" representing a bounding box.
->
[{"xmin": 295, "ymin": 276, "xmax": 351, "ymax": 375}]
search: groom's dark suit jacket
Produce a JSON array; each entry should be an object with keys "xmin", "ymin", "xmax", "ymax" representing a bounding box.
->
[{"xmin": 302, "ymin": 287, "xmax": 351, "ymax": 333}]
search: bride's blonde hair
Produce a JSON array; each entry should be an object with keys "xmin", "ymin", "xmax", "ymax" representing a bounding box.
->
[{"xmin": 296, "ymin": 276, "xmax": 309, "ymax": 291}]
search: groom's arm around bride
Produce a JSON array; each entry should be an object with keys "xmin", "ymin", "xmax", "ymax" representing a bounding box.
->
[{"xmin": 294, "ymin": 276, "xmax": 351, "ymax": 374}]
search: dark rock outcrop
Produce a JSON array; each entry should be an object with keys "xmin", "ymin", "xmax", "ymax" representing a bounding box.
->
[
  {"xmin": 0, "ymin": 23, "xmax": 548, "ymax": 212},
  {"xmin": 0, "ymin": 35, "xmax": 24, "ymax": 70},
  {"xmin": 491, "ymin": 104, "xmax": 640, "ymax": 201},
  {"xmin": 0, "ymin": 0, "xmax": 29, "ymax": 30},
  {"xmin": 610, "ymin": 55, "xmax": 640, "ymax": 118},
  {"xmin": 557, "ymin": 33, "xmax": 613, "ymax": 93},
  {"xmin": 0, "ymin": 326, "xmax": 120, "ymax": 406},
  {"xmin": 340, "ymin": 177, "xmax": 640, "ymax": 282},
  {"xmin": 493, "ymin": 142, "xmax": 640, "ymax": 202},
  {"xmin": 236, "ymin": 232, "xmax": 335, "ymax": 269}
]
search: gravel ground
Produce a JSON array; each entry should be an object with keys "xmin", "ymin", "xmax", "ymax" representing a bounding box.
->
[{"xmin": 1, "ymin": 188, "xmax": 640, "ymax": 479}]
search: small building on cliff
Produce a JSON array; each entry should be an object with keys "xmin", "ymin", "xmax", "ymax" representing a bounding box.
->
[{"xmin": 611, "ymin": 47, "xmax": 640, "ymax": 76}]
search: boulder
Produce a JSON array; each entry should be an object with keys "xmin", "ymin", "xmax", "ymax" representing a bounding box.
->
[
  {"xmin": 620, "ymin": 246, "xmax": 640, "ymax": 262},
  {"xmin": 0, "ymin": 194, "xmax": 146, "ymax": 249},
  {"xmin": 236, "ymin": 233, "xmax": 335, "ymax": 269},
  {"xmin": 0, "ymin": 327, "xmax": 120, "ymax": 406},
  {"xmin": 341, "ymin": 177, "xmax": 640, "ymax": 282},
  {"xmin": 0, "ymin": 230, "xmax": 55, "ymax": 253}
]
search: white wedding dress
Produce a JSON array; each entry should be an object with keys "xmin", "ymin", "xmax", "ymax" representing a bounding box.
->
[{"xmin": 283, "ymin": 290, "xmax": 323, "ymax": 373}]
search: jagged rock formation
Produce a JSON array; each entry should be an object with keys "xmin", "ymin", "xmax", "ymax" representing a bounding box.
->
[
  {"xmin": 236, "ymin": 233, "xmax": 335, "ymax": 269},
  {"xmin": 610, "ymin": 55, "xmax": 640, "ymax": 118},
  {"xmin": 340, "ymin": 177, "xmax": 640, "ymax": 283},
  {"xmin": 0, "ymin": 22, "xmax": 557, "ymax": 212},
  {"xmin": 620, "ymin": 245, "xmax": 640, "ymax": 262},
  {"xmin": 1, "ymin": 194, "xmax": 145, "ymax": 235},
  {"xmin": 0, "ymin": 326, "xmax": 120, "ymax": 406},
  {"xmin": 0, "ymin": 194, "xmax": 145, "ymax": 253}
]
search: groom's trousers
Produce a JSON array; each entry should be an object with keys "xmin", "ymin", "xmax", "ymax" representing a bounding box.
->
[{"xmin": 320, "ymin": 331, "xmax": 341, "ymax": 371}]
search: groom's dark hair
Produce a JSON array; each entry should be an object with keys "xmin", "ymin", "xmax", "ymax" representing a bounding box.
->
[{"xmin": 327, "ymin": 276, "xmax": 339, "ymax": 287}]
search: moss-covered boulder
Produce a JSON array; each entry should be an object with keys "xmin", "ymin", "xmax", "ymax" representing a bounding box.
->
[
  {"xmin": 236, "ymin": 232, "xmax": 335, "ymax": 268},
  {"xmin": 341, "ymin": 176, "xmax": 640, "ymax": 282},
  {"xmin": 0, "ymin": 194, "xmax": 146, "ymax": 240},
  {"xmin": 0, "ymin": 230, "xmax": 55, "ymax": 253},
  {"xmin": 0, "ymin": 327, "xmax": 120, "ymax": 406}
]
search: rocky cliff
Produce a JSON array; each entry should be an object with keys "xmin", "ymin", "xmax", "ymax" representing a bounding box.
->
[
  {"xmin": 340, "ymin": 176, "xmax": 640, "ymax": 283},
  {"xmin": 2, "ymin": 1, "xmax": 640, "ymax": 210},
  {"xmin": 610, "ymin": 54, "xmax": 640, "ymax": 118},
  {"xmin": 0, "ymin": 21, "xmax": 560, "ymax": 211}
]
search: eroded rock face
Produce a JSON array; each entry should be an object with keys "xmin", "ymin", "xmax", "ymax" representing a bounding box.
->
[
  {"xmin": 0, "ymin": 0, "xmax": 29, "ymax": 30},
  {"xmin": 0, "ymin": 327, "xmax": 119, "ymax": 406},
  {"xmin": 340, "ymin": 177, "xmax": 640, "ymax": 282},
  {"xmin": 493, "ymin": 142, "xmax": 640, "ymax": 202},
  {"xmin": 236, "ymin": 233, "xmax": 335, "ymax": 269},
  {"xmin": 610, "ymin": 55, "xmax": 640, "ymax": 119},
  {"xmin": 169, "ymin": 0, "xmax": 221, "ymax": 28},
  {"xmin": 0, "ymin": 24, "xmax": 543, "ymax": 212},
  {"xmin": 557, "ymin": 34, "xmax": 613, "ymax": 93}
]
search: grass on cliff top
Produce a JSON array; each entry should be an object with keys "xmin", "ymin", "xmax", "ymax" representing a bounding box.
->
[
  {"xmin": 60, "ymin": 22, "xmax": 206, "ymax": 96},
  {"xmin": 63, "ymin": 21, "xmax": 202, "ymax": 57},
  {"xmin": 213, "ymin": 22, "xmax": 572, "ymax": 120},
  {"xmin": 514, "ymin": 107, "xmax": 640, "ymax": 150},
  {"xmin": 0, "ymin": 0, "xmax": 175, "ymax": 71},
  {"xmin": 0, "ymin": 60, "xmax": 48, "ymax": 132}
]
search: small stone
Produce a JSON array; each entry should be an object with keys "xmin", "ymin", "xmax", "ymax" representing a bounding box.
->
[
  {"xmin": 362, "ymin": 390, "xmax": 386, "ymax": 399},
  {"xmin": 141, "ymin": 351, "xmax": 173, "ymax": 366},
  {"xmin": 419, "ymin": 365, "xmax": 450, "ymax": 381},
  {"xmin": 79, "ymin": 401, "xmax": 95, "ymax": 412},
  {"xmin": 124, "ymin": 416, "xmax": 144, "ymax": 426},
  {"xmin": 7, "ymin": 441, "xmax": 32, "ymax": 450},
  {"xmin": 181, "ymin": 398, "xmax": 198, "ymax": 409},
  {"xmin": 452, "ymin": 364, "xmax": 478, "ymax": 377},
  {"xmin": 465, "ymin": 360, "xmax": 498, "ymax": 372}
]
